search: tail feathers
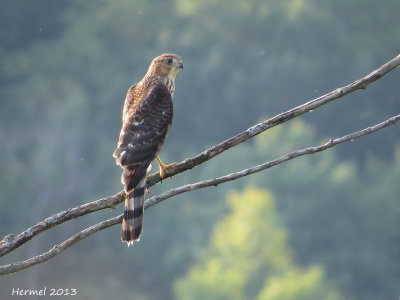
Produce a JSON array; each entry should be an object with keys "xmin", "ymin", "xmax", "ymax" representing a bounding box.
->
[
  {"xmin": 121, "ymin": 164, "xmax": 148, "ymax": 193},
  {"xmin": 121, "ymin": 178, "xmax": 146, "ymax": 246}
]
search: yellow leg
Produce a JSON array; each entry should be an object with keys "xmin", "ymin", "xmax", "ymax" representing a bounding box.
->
[{"xmin": 156, "ymin": 156, "xmax": 177, "ymax": 179}]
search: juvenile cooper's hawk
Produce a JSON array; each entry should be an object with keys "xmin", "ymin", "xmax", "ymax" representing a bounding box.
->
[{"xmin": 113, "ymin": 53, "xmax": 183, "ymax": 246}]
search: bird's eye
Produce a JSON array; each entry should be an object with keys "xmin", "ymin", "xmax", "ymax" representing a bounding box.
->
[{"xmin": 166, "ymin": 59, "xmax": 173, "ymax": 65}]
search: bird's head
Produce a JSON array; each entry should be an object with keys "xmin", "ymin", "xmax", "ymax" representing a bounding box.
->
[{"xmin": 147, "ymin": 53, "xmax": 184, "ymax": 79}]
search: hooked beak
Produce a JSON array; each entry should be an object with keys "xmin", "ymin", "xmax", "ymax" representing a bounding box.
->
[{"xmin": 178, "ymin": 62, "xmax": 184, "ymax": 69}]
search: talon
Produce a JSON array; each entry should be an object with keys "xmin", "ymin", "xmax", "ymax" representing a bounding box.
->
[{"xmin": 156, "ymin": 156, "xmax": 177, "ymax": 179}]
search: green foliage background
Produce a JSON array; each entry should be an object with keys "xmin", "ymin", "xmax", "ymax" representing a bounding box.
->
[
  {"xmin": 0, "ymin": 0, "xmax": 399, "ymax": 299},
  {"xmin": 175, "ymin": 187, "xmax": 343, "ymax": 300}
]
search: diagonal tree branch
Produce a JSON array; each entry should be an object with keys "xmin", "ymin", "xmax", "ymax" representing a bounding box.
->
[
  {"xmin": 0, "ymin": 192, "xmax": 125, "ymax": 257},
  {"xmin": 145, "ymin": 113, "xmax": 400, "ymax": 209},
  {"xmin": 147, "ymin": 53, "xmax": 400, "ymax": 183},
  {"xmin": 1, "ymin": 113, "xmax": 399, "ymax": 275},
  {"xmin": 0, "ymin": 215, "xmax": 122, "ymax": 276},
  {"xmin": 2, "ymin": 53, "xmax": 399, "ymax": 259}
]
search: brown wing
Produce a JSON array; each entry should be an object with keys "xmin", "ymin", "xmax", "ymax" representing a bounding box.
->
[{"xmin": 114, "ymin": 82, "xmax": 173, "ymax": 192}]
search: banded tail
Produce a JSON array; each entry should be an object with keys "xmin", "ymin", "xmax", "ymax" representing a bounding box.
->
[{"xmin": 121, "ymin": 178, "xmax": 146, "ymax": 246}]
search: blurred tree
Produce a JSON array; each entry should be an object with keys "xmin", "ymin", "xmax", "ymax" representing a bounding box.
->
[
  {"xmin": 257, "ymin": 267, "xmax": 343, "ymax": 300},
  {"xmin": 174, "ymin": 187, "xmax": 343, "ymax": 300}
]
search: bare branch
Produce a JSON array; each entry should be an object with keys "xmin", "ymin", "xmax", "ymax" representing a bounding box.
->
[
  {"xmin": 0, "ymin": 215, "xmax": 122, "ymax": 276},
  {"xmin": 147, "ymin": 53, "xmax": 400, "ymax": 183},
  {"xmin": 1, "ymin": 113, "xmax": 398, "ymax": 275},
  {"xmin": 146, "ymin": 114, "xmax": 400, "ymax": 208},
  {"xmin": 0, "ymin": 192, "xmax": 125, "ymax": 257}
]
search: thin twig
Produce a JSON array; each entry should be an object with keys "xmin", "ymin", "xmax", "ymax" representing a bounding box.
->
[
  {"xmin": 1, "ymin": 53, "xmax": 399, "ymax": 259},
  {"xmin": 1, "ymin": 113, "xmax": 398, "ymax": 275}
]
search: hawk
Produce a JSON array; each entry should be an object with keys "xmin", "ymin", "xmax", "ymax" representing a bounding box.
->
[{"xmin": 113, "ymin": 53, "xmax": 183, "ymax": 246}]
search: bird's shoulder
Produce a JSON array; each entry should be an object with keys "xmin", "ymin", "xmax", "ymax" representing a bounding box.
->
[
  {"xmin": 124, "ymin": 79, "xmax": 172, "ymax": 118},
  {"xmin": 140, "ymin": 78, "xmax": 172, "ymax": 104}
]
